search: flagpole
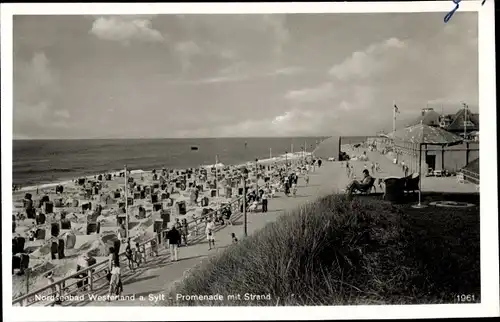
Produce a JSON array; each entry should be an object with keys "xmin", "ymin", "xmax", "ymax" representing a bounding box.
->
[
  {"xmin": 270, "ymin": 147, "xmax": 272, "ymax": 159},
  {"xmin": 392, "ymin": 100, "xmax": 396, "ymax": 133},
  {"xmin": 124, "ymin": 165, "xmax": 129, "ymax": 239},
  {"xmin": 291, "ymin": 143, "xmax": 293, "ymax": 154},
  {"xmin": 215, "ymin": 154, "xmax": 219, "ymax": 198}
]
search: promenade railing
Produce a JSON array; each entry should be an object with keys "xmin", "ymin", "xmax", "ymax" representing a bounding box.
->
[
  {"xmin": 12, "ymin": 188, "xmax": 258, "ymax": 307},
  {"xmin": 12, "ymin": 162, "xmax": 299, "ymax": 306}
]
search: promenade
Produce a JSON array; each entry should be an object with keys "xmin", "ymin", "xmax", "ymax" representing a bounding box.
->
[
  {"xmin": 67, "ymin": 145, "xmax": 475, "ymax": 307},
  {"xmin": 72, "ymin": 161, "xmax": 346, "ymax": 306}
]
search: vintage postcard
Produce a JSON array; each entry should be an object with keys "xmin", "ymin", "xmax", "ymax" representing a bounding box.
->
[{"xmin": 1, "ymin": 1, "xmax": 498, "ymax": 321}]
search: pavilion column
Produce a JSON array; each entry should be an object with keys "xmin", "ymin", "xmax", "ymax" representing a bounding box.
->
[
  {"xmin": 466, "ymin": 142, "xmax": 470, "ymax": 165},
  {"xmin": 441, "ymin": 145, "xmax": 445, "ymax": 171}
]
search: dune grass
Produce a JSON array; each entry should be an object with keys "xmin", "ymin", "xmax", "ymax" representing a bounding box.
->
[{"xmin": 161, "ymin": 194, "xmax": 480, "ymax": 306}]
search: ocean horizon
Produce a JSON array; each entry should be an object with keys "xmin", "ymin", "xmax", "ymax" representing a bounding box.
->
[{"xmin": 12, "ymin": 136, "xmax": 370, "ymax": 187}]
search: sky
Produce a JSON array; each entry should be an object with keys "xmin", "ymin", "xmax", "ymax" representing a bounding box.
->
[{"xmin": 12, "ymin": 12, "xmax": 478, "ymax": 139}]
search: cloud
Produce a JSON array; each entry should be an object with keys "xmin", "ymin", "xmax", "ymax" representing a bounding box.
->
[
  {"xmin": 262, "ymin": 15, "xmax": 290, "ymax": 60},
  {"xmin": 285, "ymin": 82, "xmax": 335, "ymax": 103},
  {"xmin": 174, "ymin": 41, "xmax": 202, "ymax": 72},
  {"xmin": 329, "ymin": 37, "xmax": 406, "ymax": 80},
  {"xmin": 269, "ymin": 66, "xmax": 304, "ymax": 76},
  {"xmin": 90, "ymin": 16, "xmax": 164, "ymax": 44},
  {"xmin": 270, "ymin": 108, "xmax": 341, "ymax": 136},
  {"xmin": 174, "ymin": 15, "xmax": 290, "ymax": 63},
  {"xmin": 174, "ymin": 62, "xmax": 305, "ymax": 85},
  {"xmin": 54, "ymin": 109, "xmax": 71, "ymax": 119},
  {"xmin": 13, "ymin": 52, "xmax": 69, "ymax": 138},
  {"xmin": 14, "ymin": 51, "xmax": 58, "ymax": 108},
  {"xmin": 176, "ymin": 106, "xmax": 341, "ymax": 138}
]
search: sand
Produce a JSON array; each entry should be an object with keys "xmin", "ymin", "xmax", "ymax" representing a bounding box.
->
[{"xmin": 12, "ymin": 152, "xmax": 312, "ymax": 299}]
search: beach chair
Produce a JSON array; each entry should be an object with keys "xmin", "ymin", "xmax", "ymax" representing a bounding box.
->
[
  {"xmin": 352, "ymin": 177, "xmax": 376, "ymax": 195},
  {"xmin": 403, "ymin": 173, "xmax": 420, "ymax": 194}
]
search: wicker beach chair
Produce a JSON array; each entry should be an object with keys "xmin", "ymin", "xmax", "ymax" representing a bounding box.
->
[
  {"xmin": 352, "ymin": 177, "xmax": 376, "ymax": 195},
  {"xmin": 403, "ymin": 173, "xmax": 420, "ymax": 194}
]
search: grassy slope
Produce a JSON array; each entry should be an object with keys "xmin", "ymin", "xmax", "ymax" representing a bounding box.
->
[{"xmin": 162, "ymin": 194, "xmax": 480, "ymax": 306}]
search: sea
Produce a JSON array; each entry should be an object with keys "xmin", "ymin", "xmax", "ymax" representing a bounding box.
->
[{"xmin": 12, "ymin": 137, "xmax": 360, "ymax": 187}]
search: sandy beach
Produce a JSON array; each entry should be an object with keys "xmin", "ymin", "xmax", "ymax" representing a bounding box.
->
[
  {"xmin": 71, "ymin": 142, "xmax": 477, "ymax": 306},
  {"xmin": 12, "ymin": 152, "xmax": 313, "ymax": 300}
]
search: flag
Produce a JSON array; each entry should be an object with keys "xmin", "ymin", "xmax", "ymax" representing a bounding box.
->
[{"xmin": 394, "ymin": 104, "xmax": 400, "ymax": 114}]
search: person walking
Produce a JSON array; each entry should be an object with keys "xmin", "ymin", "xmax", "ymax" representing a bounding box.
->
[
  {"xmin": 106, "ymin": 247, "xmax": 122, "ymax": 300},
  {"xmin": 166, "ymin": 226, "xmax": 181, "ymax": 262},
  {"xmin": 125, "ymin": 238, "xmax": 138, "ymax": 270},
  {"xmin": 205, "ymin": 219, "xmax": 216, "ymax": 250},
  {"xmin": 174, "ymin": 218, "xmax": 182, "ymax": 247},
  {"xmin": 107, "ymin": 260, "xmax": 121, "ymax": 301},
  {"xmin": 192, "ymin": 214, "xmax": 199, "ymax": 237},
  {"xmin": 181, "ymin": 218, "xmax": 189, "ymax": 246},
  {"xmin": 284, "ymin": 178, "xmax": 290, "ymax": 196},
  {"xmin": 261, "ymin": 190, "xmax": 268, "ymax": 213},
  {"xmin": 134, "ymin": 242, "xmax": 143, "ymax": 266}
]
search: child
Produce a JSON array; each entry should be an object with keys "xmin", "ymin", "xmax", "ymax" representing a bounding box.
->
[
  {"xmin": 45, "ymin": 271, "xmax": 62, "ymax": 306},
  {"xmin": 192, "ymin": 214, "xmax": 199, "ymax": 237},
  {"xmin": 292, "ymin": 183, "xmax": 297, "ymax": 197},
  {"xmin": 150, "ymin": 239, "xmax": 159, "ymax": 257},
  {"xmin": 134, "ymin": 242, "xmax": 143, "ymax": 265},
  {"xmin": 248, "ymin": 200, "xmax": 258, "ymax": 212},
  {"xmin": 231, "ymin": 233, "xmax": 238, "ymax": 244}
]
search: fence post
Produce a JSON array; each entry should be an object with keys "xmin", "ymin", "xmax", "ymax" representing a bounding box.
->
[
  {"xmin": 89, "ymin": 269, "xmax": 94, "ymax": 291},
  {"xmin": 26, "ymin": 268, "xmax": 30, "ymax": 295}
]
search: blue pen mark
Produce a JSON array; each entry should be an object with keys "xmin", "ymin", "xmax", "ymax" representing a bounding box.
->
[
  {"xmin": 444, "ymin": 0, "xmax": 461, "ymax": 23},
  {"xmin": 445, "ymin": 0, "xmax": 487, "ymax": 23}
]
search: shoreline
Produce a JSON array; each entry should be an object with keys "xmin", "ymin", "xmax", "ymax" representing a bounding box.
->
[
  {"xmin": 13, "ymin": 152, "xmax": 314, "ymax": 193},
  {"xmin": 11, "ymin": 149, "xmax": 315, "ymax": 302}
]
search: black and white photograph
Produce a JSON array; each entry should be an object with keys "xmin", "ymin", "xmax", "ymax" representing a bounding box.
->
[{"xmin": 2, "ymin": 1, "xmax": 498, "ymax": 321}]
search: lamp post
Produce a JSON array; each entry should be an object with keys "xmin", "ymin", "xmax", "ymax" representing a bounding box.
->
[
  {"xmin": 241, "ymin": 167, "xmax": 249, "ymax": 237},
  {"xmin": 124, "ymin": 164, "xmax": 129, "ymax": 239},
  {"xmin": 215, "ymin": 154, "xmax": 219, "ymax": 198},
  {"xmin": 285, "ymin": 151, "xmax": 288, "ymax": 173}
]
